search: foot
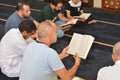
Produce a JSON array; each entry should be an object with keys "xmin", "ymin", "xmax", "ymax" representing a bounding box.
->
[{"xmin": 88, "ymin": 20, "xmax": 98, "ymax": 24}]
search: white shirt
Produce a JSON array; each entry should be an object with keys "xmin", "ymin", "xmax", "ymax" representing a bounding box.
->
[
  {"xmin": 97, "ymin": 60, "xmax": 120, "ymax": 80},
  {"xmin": 0, "ymin": 29, "xmax": 28, "ymax": 77},
  {"xmin": 69, "ymin": 0, "xmax": 82, "ymax": 7}
]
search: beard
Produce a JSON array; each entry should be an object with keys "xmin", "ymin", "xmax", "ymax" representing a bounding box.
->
[{"xmin": 54, "ymin": 9, "xmax": 61, "ymax": 13}]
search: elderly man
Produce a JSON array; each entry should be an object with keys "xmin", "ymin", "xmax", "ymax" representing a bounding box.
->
[
  {"xmin": 5, "ymin": 1, "xmax": 39, "ymax": 32},
  {"xmin": 97, "ymin": 41, "xmax": 120, "ymax": 80},
  {"xmin": 19, "ymin": 20, "xmax": 81, "ymax": 80}
]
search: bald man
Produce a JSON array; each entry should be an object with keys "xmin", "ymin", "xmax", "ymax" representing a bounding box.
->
[
  {"xmin": 19, "ymin": 20, "xmax": 81, "ymax": 80},
  {"xmin": 97, "ymin": 41, "xmax": 120, "ymax": 80}
]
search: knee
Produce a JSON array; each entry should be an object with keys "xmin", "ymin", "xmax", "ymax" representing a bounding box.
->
[{"xmin": 57, "ymin": 29, "xmax": 64, "ymax": 38}]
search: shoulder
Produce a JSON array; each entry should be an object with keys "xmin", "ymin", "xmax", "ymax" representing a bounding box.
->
[
  {"xmin": 43, "ymin": 4, "xmax": 50, "ymax": 11},
  {"xmin": 48, "ymin": 48, "xmax": 58, "ymax": 54},
  {"xmin": 7, "ymin": 11, "xmax": 18, "ymax": 20},
  {"xmin": 98, "ymin": 66, "xmax": 113, "ymax": 75}
]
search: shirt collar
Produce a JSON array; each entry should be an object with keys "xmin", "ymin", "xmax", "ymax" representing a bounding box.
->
[
  {"xmin": 68, "ymin": 0, "xmax": 81, "ymax": 7},
  {"xmin": 115, "ymin": 60, "xmax": 120, "ymax": 65}
]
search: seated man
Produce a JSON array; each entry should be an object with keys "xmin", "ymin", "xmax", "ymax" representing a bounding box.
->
[
  {"xmin": 37, "ymin": 0, "xmax": 74, "ymax": 38},
  {"xmin": 5, "ymin": 1, "xmax": 39, "ymax": 33},
  {"xmin": 19, "ymin": 20, "xmax": 81, "ymax": 80},
  {"xmin": 63, "ymin": 0, "xmax": 97, "ymax": 25},
  {"xmin": 97, "ymin": 41, "xmax": 120, "ymax": 80},
  {"xmin": 0, "ymin": 20, "xmax": 37, "ymax": 77}
]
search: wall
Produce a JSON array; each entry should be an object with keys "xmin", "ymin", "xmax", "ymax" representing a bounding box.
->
[{"xmin": 94, "ymin": 0, "xmax": 102, "ymax": 8}]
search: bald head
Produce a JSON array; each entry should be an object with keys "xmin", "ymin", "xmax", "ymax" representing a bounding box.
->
[
  {"xmin": 37, "ymin": 20, "xmax": 57, "ymax": 38},
  {"xmin": 113, "ymin": 41, "xmax": 120, "ymax": 56}
]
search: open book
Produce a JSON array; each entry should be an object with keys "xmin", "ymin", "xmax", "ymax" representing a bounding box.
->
[
  {"xmin": 67, "ymin": 33, "xmax": 94, "ymax": 59},
  {"xmin": 59, "ymin": 19, "xmax": 78, "ymax": 27},
  {"xmin": 72, "ymin": 76, "xmax": 85, "ymax": 80},
  {"xmin": 73, "ymin": 13, "xmax": 91, "ymax": 20}
]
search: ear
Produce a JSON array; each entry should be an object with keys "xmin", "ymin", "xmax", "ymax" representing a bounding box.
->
[
  {"xmin": 112, "ymin": 54, "xmax": 115, "ymax": 62},
  {"xmin": 21, "ymin": 31, "xmax": 28, "ymax": 37},
  {"xmin": 112, "ymin": 53, "xmax": 117, "ymax": 62}
]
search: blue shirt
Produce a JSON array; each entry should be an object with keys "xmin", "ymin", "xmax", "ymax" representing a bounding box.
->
[
  {"xmin": 5, "ymin": 11, "xmax": 34, "ymax": 33},
  {"xmin": 19, "ymin": 41, "xmax": 65, "ymax": 80}
]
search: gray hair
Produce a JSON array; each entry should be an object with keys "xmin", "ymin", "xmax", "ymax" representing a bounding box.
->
[
  {"xmin": 113, "ymin": 41, "xmax": 120, "ymax": 56},
  {"xmin": 37, "ymin": 20, "xmax": 54, "ymax": 38}
]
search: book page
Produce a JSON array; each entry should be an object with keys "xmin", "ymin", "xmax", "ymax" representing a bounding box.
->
[
  {"xmin": 78, "ymin": 35, "xmax": 94, "ymax": 59},
  {"xmin": 59, "ymin": 19, "xmax": 78, "ymax": 27},
  {"xmin": 72, "ymin": 76, "xmax": 85, "ymax": 80},
  {"xmin": 67, "ymin": 33, "xmax": 83, "ymax": 56},
  {"xmin": 67, "ymin": 33, "xmax": 94, "ymax": 59},
  {"xmin": 73, "ymin": 13, "xmax": 91, "ymax": 20}
]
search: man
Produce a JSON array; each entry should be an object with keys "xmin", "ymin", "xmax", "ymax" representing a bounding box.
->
[
  {"xmin": 97, "ymin": 41, "xmax": 120, "ymax": 80},
  {"xmin": 37, "ymin": 0, "xmax": 73, "ymax": 38},
  {"xmin": 19, "ymin": 20, "xmax": 81, "ymax": 80},
  {"xmin": 0, "ymin": 20, "xmax": 37, "ymax": 77},
  {"xmin": 5, "ymin": 1, "xmax": 39, "ymax": 33}
]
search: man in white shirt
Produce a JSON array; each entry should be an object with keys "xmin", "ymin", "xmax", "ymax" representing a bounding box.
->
[
  {"xmin": 0, "ymin": 20, "xmax": 37, "ymax": 77},
  {"xmin": 97, "ymin": 41, "xmax": 120, "ymax": 80}
]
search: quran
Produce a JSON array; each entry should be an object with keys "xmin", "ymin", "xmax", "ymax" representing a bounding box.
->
[
  {"xmin": 67, "ymin": 33, "xmax": 94, "ymax": 59},
  {"xmin": 73, "ymin": 13, "xmax": 91, "ymax": 20},
  {"xmin": 72, "ymin": 76, "xmax": 85, "ymax": 80},
  {"xmin": 59, "ymin": 19, "xmax": 78, "ymax": 27}
]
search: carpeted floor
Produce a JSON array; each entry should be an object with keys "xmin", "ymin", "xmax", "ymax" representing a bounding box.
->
[{"xmin": 0, "ymin": 0, "xmax": 120, "ymax": 80}]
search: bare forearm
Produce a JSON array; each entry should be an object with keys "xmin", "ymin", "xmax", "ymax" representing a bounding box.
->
[
  {"xmin": 68, "ymin": 64, "xmax": 79, "ymax": 78},
  {"xmin": 58, "ymin": 13, "xmax": 70, "ymax": 22}
]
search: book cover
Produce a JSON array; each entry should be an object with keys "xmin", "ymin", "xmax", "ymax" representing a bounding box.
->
[{"xmin": 67, "ymin": 33, "xmax": 94, "ymax": 59}]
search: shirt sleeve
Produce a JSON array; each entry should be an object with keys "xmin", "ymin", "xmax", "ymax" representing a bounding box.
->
[
  {"xmin": 65, "ymin": 3, "xmax": 71, "ymax": 11},
  {"xmin": 47, "ymin": 49, "xmax": 65, "ymax": 71}
]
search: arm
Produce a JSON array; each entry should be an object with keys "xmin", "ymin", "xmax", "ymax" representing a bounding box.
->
[
  {"xmin": 56, "ymin": 54, "xmax": 81, "ymax": 80},
  {"xmin": 59, "ymin": 46, "xmax": 69, "ymax": 59},
  {"xmin": 66, "ymin": 10, "xmax": 74, "ymax": 19},
  {"xmin": 58, "ymin": 13, "xmax": 70, "ymax": 22},
  {"xmin": 80, "ymin": 10, "xmax": 84, "ymax": 14}
]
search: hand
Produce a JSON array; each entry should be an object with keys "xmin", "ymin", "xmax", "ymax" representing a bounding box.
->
[
  {"xmin": 73, "ymin": 53, "xmax": 81, "ymax": 67},
  {"xmin": 59, "ymin": 46, "xmax": 69, "ymax": 59},
  {"xmin": 78, "ymin": 18, "xmax": 86, "ymax": 22},
  {"xmin": 60, "ymin": 25, "xmax": 73, "ymax": 31}
]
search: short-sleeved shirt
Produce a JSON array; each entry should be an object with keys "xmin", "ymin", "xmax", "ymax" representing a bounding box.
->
[
  {"xmin": 64, "ymin": 0, "xmax": 83, "ymax": 16},
  {"xmin": 0, "ymin": 29, "xmax": 28, "ymax": 77},
  {"xmin": 5, "ymin": 11, "xmax": 34, "ymax": 33},
  {"xmin": 19, "ymin": 41, "xmax": 65, "ymax": 80},
  {"xmin": 97, "ymin": 60, "xmax": 120, "ymax": 80},
  {"xmin": 37, "ymin": 4, "xmax": 59, "ymax": 22}
]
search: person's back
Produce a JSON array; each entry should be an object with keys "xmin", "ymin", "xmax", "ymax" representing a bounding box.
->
[
  {"xmin": 19, "ymin": 20, "xmax": 81, "ymax": 80},
  {"xmin": 5, "ymin": 1, "xmax": 35, "ymax": 33},
  {"xmin": 5, "ymin": 11, "xmax": 34, "ymax": 32},
  {"xmin": 37, "ymin": 4, "xmax": 58, "ymax": 22},
  {"xmin": 19, "ymin": 41, "xmax": 62, "ymax": 80},
  {"xmin": 97, "ymin": 41, "xmax": 120, "ymax": 80},
  {"xmin": 0, "ymin": 28, "xmax": 27, "ymax": 77},
  {"xmin": 97, "ymin": 64, "xmax": 120, "ymax": 80},
  {"xmin": 0, "ymin": 20, "xmax": 37, "ymax": 77}
]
